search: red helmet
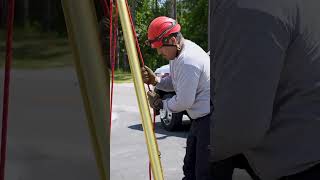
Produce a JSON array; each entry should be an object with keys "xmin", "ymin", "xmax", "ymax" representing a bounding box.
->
[{"xmin": 146, "ymin": 16, "xmax": 181, "ymax": 48}]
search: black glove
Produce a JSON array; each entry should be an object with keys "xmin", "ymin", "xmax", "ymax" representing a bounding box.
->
[
  {"xmin": 141, "ymin": 66, "xmax": 158, "ymax": 86},
  {"xmin": 147, "ymin": 91, "xmax": 163, "ymax": 110}
]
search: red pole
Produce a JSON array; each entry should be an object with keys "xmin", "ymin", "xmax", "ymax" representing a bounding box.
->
[{"xmin": 1, "ymin": 0, "xmax": 15, "ymax": 179}]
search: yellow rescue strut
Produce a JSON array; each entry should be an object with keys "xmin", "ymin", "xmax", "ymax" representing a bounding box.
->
[
  {"xmin": 61, "ymin": 0, "xmax": 110, "ymax": 179},
  {"xmin": 62, "ymin": 0, "xmax": 164, "ymax": 179},
  {"xmin": 117, "ymin": 0, "xmax": 164, "ymax": 179}
]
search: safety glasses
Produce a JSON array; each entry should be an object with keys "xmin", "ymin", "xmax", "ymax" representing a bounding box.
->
[{"xmin": 145, "ymin": 21, "xmax": 177, "ymax": 47}]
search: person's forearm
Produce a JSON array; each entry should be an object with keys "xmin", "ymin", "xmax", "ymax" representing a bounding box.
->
[
  {"xmin": 163, "ymin": 64, "xmax": 200, "ymax": 113},
  {"xmin": 155, "ymin": 76, "xmax": 174, "ymax": 92}
]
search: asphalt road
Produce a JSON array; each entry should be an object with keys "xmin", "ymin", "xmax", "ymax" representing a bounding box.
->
[{"xmin": 0, "ymin": 68, "xmax": 252, "ymax": 180}]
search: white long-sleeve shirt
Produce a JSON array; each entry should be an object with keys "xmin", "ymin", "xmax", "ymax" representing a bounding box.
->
[{"xmin": 156, "ymin": 40, "xmax": 210, "ymax": 119}]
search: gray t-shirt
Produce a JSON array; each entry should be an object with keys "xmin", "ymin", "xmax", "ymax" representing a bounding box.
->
[{"xmin": 156, "ymin": 40, "xmax": 210, "ymax": 119}]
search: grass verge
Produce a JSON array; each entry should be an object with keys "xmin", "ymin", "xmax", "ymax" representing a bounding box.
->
[{"xmin": 0, "ymin": 29, "xmax": 133, "ymax": 83}]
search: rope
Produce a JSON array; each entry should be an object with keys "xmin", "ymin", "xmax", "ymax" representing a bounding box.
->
[
  {"xmin": 110, "ymin": 0, "xmax": 118, "ymax": 131},
  {"xmin": 113, "ymin": 3, "xmax": 119, "ymax": 70},
  {"xmin": 99, "ymin": 0, "xmax": 115, "ymax": 133},
  {"xmin": 123, "ymin": 1, "xmax": 160, "ymax": 179},
  {"xmin": 124, "ymin": 0, "xmax": 144, "ymax": 66},
  {"xmin": 124, "ymin": 0, "xmax": 151, "ymax": 91},
  {"xmin": 109, "ymin": 0, "xmax": 114, "ymax": 131},
  {"xmin": 1, "ymin": 0, "xmax": 15, "ymax": 179},
  {"xmin": 102, "ymin": 1, "xmax": 159, "ymax": 179},
  {"xmin": 100, "ymin": 0, "xmax": 110, "ymax": 17},
  {"xmin": 149, "ymin": 110, "xmax": 157, "ymax": 179}
]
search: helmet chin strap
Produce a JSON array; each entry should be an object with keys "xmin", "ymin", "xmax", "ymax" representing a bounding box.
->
[
  {"xmin": 161, "ymin": 37, "xmax": 184, "ymax": 57},
  {"xmin": 161, "ymin": 44, "xmax": 182, "ymax": 57},
  {"xmin": 162, "ymin": 44, "xmax": 176, "ymax": 47}
]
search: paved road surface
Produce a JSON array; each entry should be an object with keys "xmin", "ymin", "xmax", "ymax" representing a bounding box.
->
[{"xmin": 0, "ymin": 68, "xmax": 252, "ymax": 180}]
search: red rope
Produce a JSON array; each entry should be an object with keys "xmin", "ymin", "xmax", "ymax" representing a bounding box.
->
[
  {"xmin": 113, "ymin": 3, "xmax": 118, "ymax": 69},
  {"xmin": 124, "ymin": 0, "xmax": 151, "ymax": 92},
  {"xmin": 109, "ymin": 0, "xmax": 114, "ymax": 131},
  {"xmin": 99, "ymin": 0, "xmax": 114, "ymax": 132},
  {"xmin": 110, "ymin": 0, "xmax": 118, "ymax": 131},
  {"xmin": 148, "ymin": 110, "xmax": 157, "ymax": 180},
  {"xmin": 124, "ymin": 0, "xmax": 145, "ymax": 66},
  {"xmin": 101, "ymin": 1, "xmax": 158, "ymax": 178},
  {"xmin": 123, "ymin": 1, "xmax": 159, "ymax": 179},
  {"xmin": 100, "ymin": 0, "xmax": 110, "ymax": 17},
  {"xmin": 149, "ymin": 162, "xmax": 152, "ymax": 179},
  {"xmin": 1, "ymin": 0, "xmax": 15, "ymax": 179}
]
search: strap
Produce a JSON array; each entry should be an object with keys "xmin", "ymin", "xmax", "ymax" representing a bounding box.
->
[{"xmin": 1, "ymin": 0, "xmax": 15, "ymax": 179}]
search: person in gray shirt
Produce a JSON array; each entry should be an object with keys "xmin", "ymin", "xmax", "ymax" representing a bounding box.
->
[
  {"xmin": 142, "ymin": 16, "xmax": 211, "ymax": 180},
  {"xmin": 210, "ymin": 0, "xmax": 320, "ymax": 179}
]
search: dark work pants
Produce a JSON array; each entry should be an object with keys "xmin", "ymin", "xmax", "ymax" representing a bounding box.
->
[
  {"xmin": 209, "ymin": 154, "xmax": 260, "ymax": 180},
  {"xmin": 182, "ymin": 114, "xmax": 213, "ymax": 180}
]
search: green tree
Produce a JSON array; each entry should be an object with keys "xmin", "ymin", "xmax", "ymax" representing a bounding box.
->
[
  {"xmin": 178, "ymin": 0, "xmax": 208, "ymax": 51},
  {"xmin": 127, "ymin": 0, "xmax": 167, "ymax": 70},
  {"xmin": 100, "ymin": 0, "xmax": 208, "ymax": 71}
]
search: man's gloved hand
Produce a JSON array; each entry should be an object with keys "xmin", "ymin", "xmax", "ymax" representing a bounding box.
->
[
  {"xmin": 147, "ymin": 91, "xmax": 163, "ymax": 110},
  {"xmin": 141, "ymin": 66, "xmax": 158, "ymax": 86}
]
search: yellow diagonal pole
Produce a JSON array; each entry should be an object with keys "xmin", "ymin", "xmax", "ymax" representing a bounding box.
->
[
  {"xmin": 117, "ymin": 0, "xmax": 164, "ymax": 180},
  {"xmin": 61, "ymin": 1, "xmax": 110, "ymax": 180}
]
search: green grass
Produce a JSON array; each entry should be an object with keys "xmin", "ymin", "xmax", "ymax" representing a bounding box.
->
[
  {"xmin": 0, "ymin": 29, "xmax": 73, "ymax": 69},
  {"xmin": 0, "ymin": 29, "xmax": 133, "ymax": 83},
  {"xmin": 113, "ymin": 70, "xmax": 132, "ymax": 83}
]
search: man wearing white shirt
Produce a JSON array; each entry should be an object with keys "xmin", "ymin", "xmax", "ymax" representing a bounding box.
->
[{"xmin": 142, "ymin": 16, "xmax": 211, "ymax": 180}]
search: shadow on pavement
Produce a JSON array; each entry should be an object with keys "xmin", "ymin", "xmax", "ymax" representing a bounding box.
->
[{"xmin": 128, "ymin": 122, "xmax": 189, "ymax": 139}]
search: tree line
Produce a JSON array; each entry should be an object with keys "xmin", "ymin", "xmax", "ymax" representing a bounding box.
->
[{"xmin": 0, "ymin": 0, "xmax": 208, "ymax": 71}]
